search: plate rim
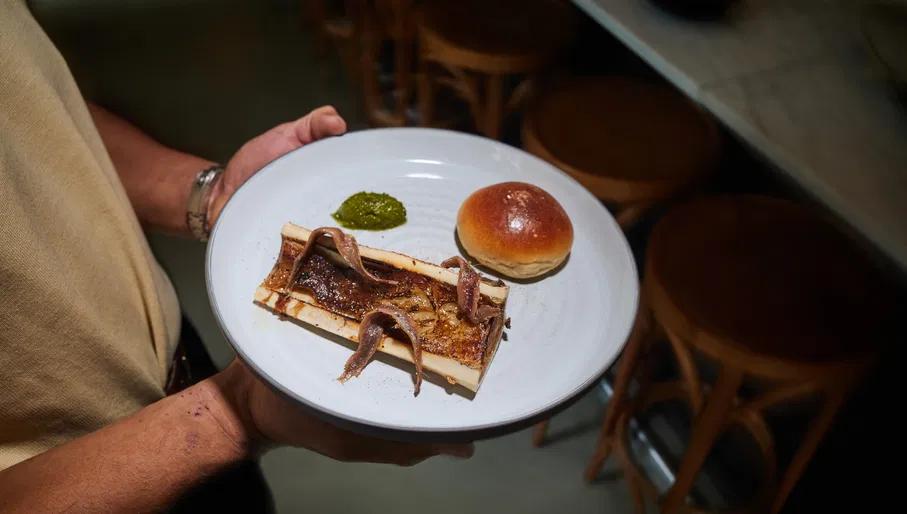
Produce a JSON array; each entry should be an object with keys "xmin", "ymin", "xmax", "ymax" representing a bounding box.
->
[{"xmin": 205, "ymin": 127, "xmax": 639, "ymax": 436}]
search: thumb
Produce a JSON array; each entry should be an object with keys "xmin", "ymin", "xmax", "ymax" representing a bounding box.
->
[{"xmin": 294, "ymin": 105, "xmax": 347, "ymax": 144}]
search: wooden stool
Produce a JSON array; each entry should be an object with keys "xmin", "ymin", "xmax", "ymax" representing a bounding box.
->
[
  {"xmin": 355, "ymin": 0, "xmax": 417, "ymax": 126},
  {"xmin": 304, "ymin": 1, "xmax": 354, "ymax": 48},
  {"xmin": 522, "ymin": 77, "xmax": 720, "ymax": 229},
  {"xmin": 305, "ymin": 0, "xmax": 359, "ymax": 80},
  {"xmin": 528, "ymin": 77, "xmax": 720, "ymax": 448},
  {"xmin": 415, "ymin": 0, "xmax": 574, "ymax": 139},
  {"xmin": 589, "ymin": 196, "xmax": 892, "ymax": 513}
]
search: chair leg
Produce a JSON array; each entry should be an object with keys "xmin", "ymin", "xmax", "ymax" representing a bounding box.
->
[
  {"xmin": 416, "ymin": 58, "xmax": 435, "ymax": 127},
  {"xmin": 531, "ymin": 419, "xmax": 550, "ymax": 447},
  {"xmin": 392, "ymin": 40, "xmax": 412, "ymax": 124},
  {"xmin": 614, "ymin": 412, "xmax": 646, "ymax": 514},
  {"xmin": 305, "ymin": 0, "xmax": 330, "ymax": 55},
  {"xmin": 770, "ymin": 389, "xmax": 847, "ymax": 514},
  {"xmin": 661, "ymin": 365, "xmax": 744, "ymax": 514},
  {"xmin": 584, "ymin": 299, "xmax": 655, "ymax": 482},
  {"xmin": 483, "ymin": 74, "xmax": 504, "ymax": 139},
  {"xmin": 615, "ymin": 202, "xmax": 652, "ymax": 231},
  {"xmin": 358, "ymin": 11, "xmax": 383, "ymax": 125}
]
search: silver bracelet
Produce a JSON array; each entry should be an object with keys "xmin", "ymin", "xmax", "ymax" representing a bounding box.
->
[{"xmin": 186, "ymin": 164, "xmax": 225, "ymax": 242}]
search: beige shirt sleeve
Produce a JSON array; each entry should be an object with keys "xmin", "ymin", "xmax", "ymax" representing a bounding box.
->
[{"xmin": 0, "ymin": 0, "xmax": 182, "ymax": 470}]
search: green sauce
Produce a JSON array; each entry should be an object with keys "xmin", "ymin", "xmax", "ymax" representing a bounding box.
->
[{"xmin": 331, "ymin": 192, "xmax": 407, "ymax": 230}]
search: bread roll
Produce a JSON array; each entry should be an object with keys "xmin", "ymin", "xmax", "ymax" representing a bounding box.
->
[{"xmin": 457, "ymin": 182, "xmax": 573, "ymax": 279}]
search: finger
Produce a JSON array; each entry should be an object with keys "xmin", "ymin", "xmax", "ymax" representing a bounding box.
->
[
  {"xmin": 294, "ymin": 105, "xmax": 347, "ymax": 144},
  {"xmin": 310, "ymin": 112, "xmax": 347, "ymax": 141}
]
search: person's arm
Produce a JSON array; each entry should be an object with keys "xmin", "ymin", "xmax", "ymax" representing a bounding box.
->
[
  {"xmin": 0, "ymin": 361, "xmax": 470, "ymax": 513},
  {"xmin": 88, "ymin": 103, "xmax": 347, "ymax": 236},
  {"xmin": 0, "ymin": 108, "xmax": 470, "ymax": 512}
]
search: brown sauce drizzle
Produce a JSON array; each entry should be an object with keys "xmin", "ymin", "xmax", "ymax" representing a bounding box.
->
[{"xmin": 274, "ymin": 294, "xmax": 291, "ymax": 313}]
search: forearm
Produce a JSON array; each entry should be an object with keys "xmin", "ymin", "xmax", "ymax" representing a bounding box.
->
[
  {"xmin": 88, "ymin": 103, "xmax": 215, "ymax": 236},
  {"xmin": 0, "ymin": 374, "xmax": 251, "ymax": 513}
]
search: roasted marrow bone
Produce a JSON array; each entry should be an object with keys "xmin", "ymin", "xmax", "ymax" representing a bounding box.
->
[{"xmin": 255, "ymin": 224, "xmax": 508, "ymax": 394}]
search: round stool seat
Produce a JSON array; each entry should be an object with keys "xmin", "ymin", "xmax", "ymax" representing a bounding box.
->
[
  {"xmin": 647, "ymin": 195, "xmax": 892, "ymax": 370},
  {"xmin": 417, "ymin": 0, "xmax": 574, "ymax": 73},
  {"xmin": 523, "ymin": 77, "xmax": 719, "ymax": 204}
]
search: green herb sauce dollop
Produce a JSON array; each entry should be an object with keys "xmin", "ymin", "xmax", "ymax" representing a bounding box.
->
[{"xmin": 331, "ymin": 192, "xmax": 407, "ymax": 230}]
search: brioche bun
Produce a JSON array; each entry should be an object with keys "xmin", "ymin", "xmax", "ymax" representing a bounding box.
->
[{"xmin": 457, "ymin": 182, "xmax": 573, "ymax": 279}]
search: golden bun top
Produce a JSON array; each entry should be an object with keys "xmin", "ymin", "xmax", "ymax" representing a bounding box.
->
[{"xmin": 456, "ymin": 182, "xmax": 574, "ymax": 279}]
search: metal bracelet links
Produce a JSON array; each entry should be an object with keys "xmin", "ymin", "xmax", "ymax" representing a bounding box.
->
[{"xmin": 186, "ymin": 164, "xmax": 225, "ymax": 242}]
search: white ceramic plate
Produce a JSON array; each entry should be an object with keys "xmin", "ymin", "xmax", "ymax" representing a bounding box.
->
[{"xmin": 207, "ymin": 128, "xmax": 638, "ymax": 441}]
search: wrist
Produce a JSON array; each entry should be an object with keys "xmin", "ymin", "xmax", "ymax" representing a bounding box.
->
[
  {"xmin": 186, "ymin": 163, "xmax": 224, "ymax": 241},
  {"xmin": 195, "ymin": 362, "xmax": 263, "ymax": 460},
  {"xmin": 206, "ymin": 170, "xmax": 228, "ymax": 231}
]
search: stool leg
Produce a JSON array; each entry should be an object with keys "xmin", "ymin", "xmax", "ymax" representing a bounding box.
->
[
  {"xmin": 614, "ymin": 412, "xmax": 647, "ymax": 514},
  {"xmin": 483, "ymin": 74, "xmax": 503, "ymax": 139},
  {"xmin": 661, "ymin": 366, "xmax": 744, "ymax": 514},
  {"xmin": 392, "ymin": 30, "xmax": 412, "ymax": 124},
  {"xmin": 306, "ymin": 0, "xmax": 329, "ymax": 55},
  {"xmin": 770, "ymin": 389, "xmax": 847, "ymax": 514},
  {"xmin": 333, "ymin": 0, "xmax": 361, "ymax": 83},
  {"xmin": 417, "ymin": 57, "xmax": 435, "ymax": 127},
  {"xmin": 584, "ymin": 302, "xmax": 655, "ymax": 482},
  {"xmin": 507, "ymin": 75, "xmax": 537, "ymax": 114},
  {"xmin": 531, "ymin": 419, "xmax": 550, "ymax": 447},
  {"xmin": 358, "ymin": 10, "xmax": 383, "ymax": 124},
  {"xmin": 615, "ymin": 202, "xmax": 654, "ymax": 231}
]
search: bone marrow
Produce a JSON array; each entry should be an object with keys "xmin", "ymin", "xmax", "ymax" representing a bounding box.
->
[{"xmin": 255, "ymin": 223, "xmax": 509, "ymax": 394}]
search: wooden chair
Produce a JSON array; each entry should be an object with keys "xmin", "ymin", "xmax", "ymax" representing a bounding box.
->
[
  {"xmin": 587, "ymin": 195, "xmax": 893, "ymax": 513},
  {"xmin": 522, "ymin": 77, "xmax": 720, "ymax": 230},
  {"xmin": 304, "ymin": 0, "xmax": 359, "ymax": 80},
  {"xmin": 307, "ymin": 1, "xmax": 417, "ymax": 126},
  {"xmin": 355, "ymin": 0, "xmax": 417, "ymax": 126},
  {"xmin": 414, "ymin": 0, "xmax": 575, "ymax": 139}
]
